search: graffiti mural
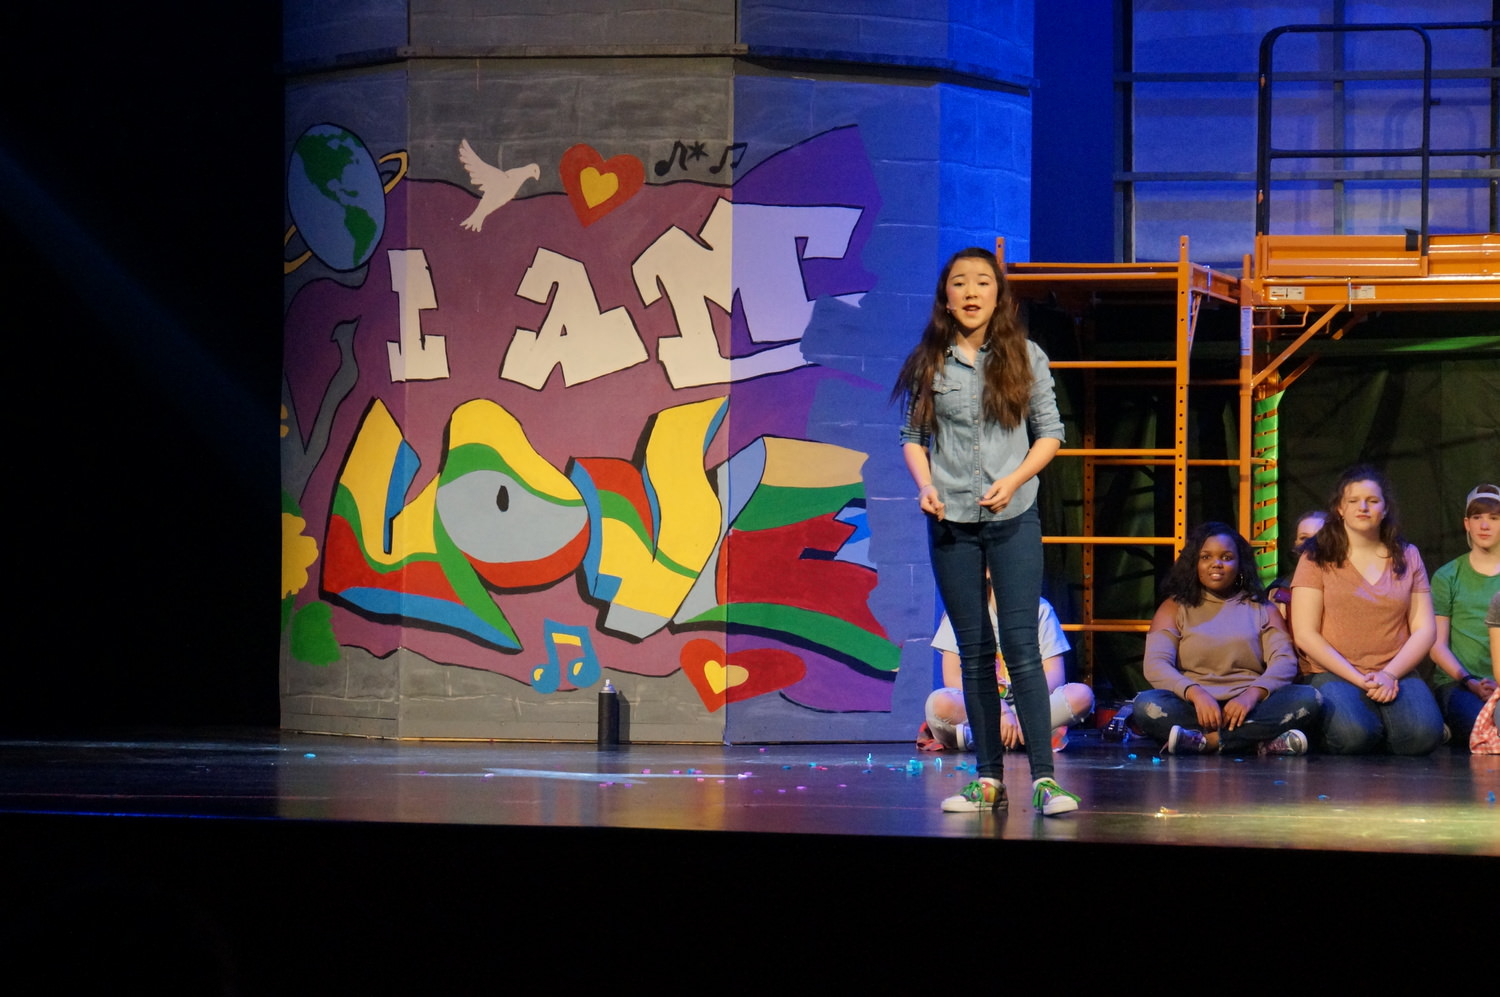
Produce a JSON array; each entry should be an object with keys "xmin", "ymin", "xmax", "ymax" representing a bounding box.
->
[{"xmin": 283, "ymin": 123, "xmax": 896, "ymax": 716}]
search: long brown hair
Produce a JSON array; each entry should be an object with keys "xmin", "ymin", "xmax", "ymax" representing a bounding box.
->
[
  {"xmin": 890, "ymin": 247, "xmax": 1033, "ymax": 432},
  {"xmin": 1306, "ymin": 464, "xmax": 1411, "ymax": 578}
]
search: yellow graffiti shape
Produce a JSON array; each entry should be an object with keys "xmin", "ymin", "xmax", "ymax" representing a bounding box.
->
[
  {"xmin": 759, "ymin": 436, "xmax": 865, "ymax": 488},
  {"xmin": 598, "ymin": 398, "xmax": 725, "ymax": 631},
  {"xmin": 448, "ymin": 400, "xmax": 579, "ymax": 505},
  {"xmin": 341, "ymin": 400, "xmax": 439, "ymax": 564},
  {"xmin": 282, "ymin": 512, "xmax": 319, "ymax": 598}
]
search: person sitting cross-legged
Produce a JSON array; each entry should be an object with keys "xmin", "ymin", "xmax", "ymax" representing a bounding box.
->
[
  {"xmin": 1138, "ymin": 523, "xmax": 1320, "ymax": 756},
  {"xmin": 923, "ymin": 593, "xmax": 1094, "ymax": 755}
]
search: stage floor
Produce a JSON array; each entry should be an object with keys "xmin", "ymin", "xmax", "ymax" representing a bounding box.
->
[
  {"xmin": 5, "ymin": 727, "xmax": 1495, "ymax": 990},
  {"xmin": 3, "ymin": 727, "xmax": 1496, "ymax": 855}
]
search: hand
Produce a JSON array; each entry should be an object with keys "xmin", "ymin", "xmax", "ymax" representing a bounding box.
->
[
  {"xmin": 1364, "ymin": 670, "xmax": 1398, "ymax": 704},
  {"xmin": 1222, "ymin": 688, "xmax": 1264, "ymax": 731},
  {"xmin": 918, "ymin": 484, "xmax": 945, "ymax": 521},
  {"xmin": 1185, "ymin": 685, "xmax": 1222, "ymax": 730},
  {"xmin": 999, "ymin": 704, "xmax": 1024, "ymax": 749},
  {"xmin": 979, "ymin": 477, "xmax": 1016, "ymax": 513},
  {"xmin": 1476, "ymin": 677, "xmax": 1498, "ymax": 699}
]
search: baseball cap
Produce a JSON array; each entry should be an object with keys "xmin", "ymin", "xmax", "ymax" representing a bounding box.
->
[{"xmin": 1465, "ymin": 483, "xmax": 1500, "ymax": 510}]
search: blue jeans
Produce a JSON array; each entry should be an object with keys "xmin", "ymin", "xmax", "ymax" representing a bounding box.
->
[
  {"xmin": 1307, "ymin": 671, "xmax": 1443, "ymax": 755},
  {"xmin": 1134, "ymin": 685, "xmax": 1321, "ymax": 753},
  {"xmin": 928, "ymin": 508, "xmax": 1052, "ymax": 783},
  {"xmin": 1435, "ymin": 683, "xmax": 1484, "ymax": 749}
]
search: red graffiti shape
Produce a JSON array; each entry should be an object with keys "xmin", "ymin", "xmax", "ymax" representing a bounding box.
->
[{"xmin": 680, "ymin": 638, "xmax": 806, "ymax": 712}]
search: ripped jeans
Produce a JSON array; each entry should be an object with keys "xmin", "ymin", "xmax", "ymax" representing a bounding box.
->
[{"xmin": 1134, "ymin": 685, "xmax": 1321, "ymax": 754}]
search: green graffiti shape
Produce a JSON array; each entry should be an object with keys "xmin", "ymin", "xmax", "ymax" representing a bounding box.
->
[{"xmin": 291, "ymin": 600, "xmax": 341, "ymax": 666}]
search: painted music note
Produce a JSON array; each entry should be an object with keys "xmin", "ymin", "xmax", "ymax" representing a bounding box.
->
[
  {"xmin": 708, "ymin": 142, "xmax": 747, "ymax": 175},
  {"xmin": 529, "ymin": 620, "xmax": 602, "ymax": 693},
  {"xmin": 654, "ymin": 140, "xmax": 711, "ymax": 176}
]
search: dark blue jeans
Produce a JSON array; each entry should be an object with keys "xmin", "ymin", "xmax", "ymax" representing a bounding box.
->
[
  {"xmin": 928, "ymin": 508, "xmax": 1053, "ymax": 784},
  {"xmin": 1307, "ymin": 671, "xmax": 1443, "ymax": 755},
  {"xmin": 1435, "ymin": 682, "xmax": 1485, "ymax": 749}
]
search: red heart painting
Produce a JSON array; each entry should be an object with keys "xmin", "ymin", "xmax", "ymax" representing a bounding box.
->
[
  {"xmin": 679, "ymin": 638, "xmax": 806, "ymax": 713},
  {"xmin": 560, "ymin": 144, "xmax": 645, "ymax": 226}
]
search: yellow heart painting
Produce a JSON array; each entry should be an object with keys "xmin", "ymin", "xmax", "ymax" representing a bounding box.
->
[
  {"xmin": 579, "ymin": 166, "xmax": 619, "ymax": 208},
  {"xmin": 702, "ymin": 659, "xmax": 750, "ymax": 695}
]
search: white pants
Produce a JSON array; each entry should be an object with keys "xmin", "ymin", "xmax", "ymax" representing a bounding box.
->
[{"xmin": 924, "ymin": 686, "xmax": 1092, "ymax": 750}]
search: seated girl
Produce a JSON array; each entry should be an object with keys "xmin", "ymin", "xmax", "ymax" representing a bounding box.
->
[
  {"xmin": 923, "ymin": 594, "xmax": 1093, "ymax": 753},
  {"xmin": 1138, "ymin": 522, "xmax": 1318, "ymax": 755},
  {"xmin": 1267, "ymin": 509, "xmax": 1326, "ymax": 619},
  {"xmin": 1291, "ymin": 466, "xmax": 1442, "ymax": 755},
  {"xmin": 1428, "ymin": 484, "xmax": 1500, "ymax": 746},
  {"xmin": 1470, "ymin": 591, "xmax": 1500, "ymax": 754}
]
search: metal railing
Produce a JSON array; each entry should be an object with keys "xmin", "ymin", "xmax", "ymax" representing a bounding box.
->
[{"xmin": 1255, "ymin": 20, "xmax": 1500, "ymax": 247}]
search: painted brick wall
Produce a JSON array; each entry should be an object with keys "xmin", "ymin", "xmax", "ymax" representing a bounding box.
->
[{"xmin": 282, "ymin": 1, "xmax": 1036, "ymax": 742}]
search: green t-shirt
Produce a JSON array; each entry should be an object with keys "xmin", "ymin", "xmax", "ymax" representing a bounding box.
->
[{"xmin": 1431, "ymin": 554, "xmax": 1500, "ymax": 683}]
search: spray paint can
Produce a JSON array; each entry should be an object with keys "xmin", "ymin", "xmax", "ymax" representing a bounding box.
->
[{"xmin": 597, "ymin": 679, "xmax": 620, "ymax": 749}]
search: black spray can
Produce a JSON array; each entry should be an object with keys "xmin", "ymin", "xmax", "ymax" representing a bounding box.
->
[{"xmin": 597, "ymin": 679, "xmax": 620, "ymax": 749}]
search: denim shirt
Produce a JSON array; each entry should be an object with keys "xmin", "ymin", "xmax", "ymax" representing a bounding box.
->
[{"xmin": 899, "ymin": 339, "xmax": 1064, "ymax": 523}]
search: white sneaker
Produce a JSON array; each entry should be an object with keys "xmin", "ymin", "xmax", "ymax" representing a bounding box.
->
[
  {"xmin": 1031, "ymin": 777, "xmax": 1080, "ymax": 816},
  {"xmin": 941, "ymin": 779, "xmax": 1006, "ymax": 812}
]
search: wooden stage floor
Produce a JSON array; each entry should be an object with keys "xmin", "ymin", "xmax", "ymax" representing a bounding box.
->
[
  {"xmin": 3, "ymin": 728, "xmax": 1495, "ymax": 852},
  {"xmin": 4, "ymin": 728, "xmax": 1495, "ymax": 990}
]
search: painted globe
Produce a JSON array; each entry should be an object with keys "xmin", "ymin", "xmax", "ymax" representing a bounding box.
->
[{"xmin": 287, "ymin": 124, "xmax": 385, "ymax": 271}]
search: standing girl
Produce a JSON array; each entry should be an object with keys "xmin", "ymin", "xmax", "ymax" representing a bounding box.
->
[
  {"xmin": 893, "ymin": 247, "xmax": 1079, "ymax": 815},
  {"xmin": 1290, "ymin": 466, "xmax": 1442, "ymax": 754}
]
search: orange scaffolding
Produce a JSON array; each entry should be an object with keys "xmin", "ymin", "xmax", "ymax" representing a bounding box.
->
[
  {"xmin": 1241, "ymin": 231, "xmax": 1500, "ymax": 587},
  {"xmin": 997, "ymin": 232, "xmax": 1499, "ymax": 686},
  {"xmin": 996, "ymin": 236, "xmax": 1241, "ymax": 681}
]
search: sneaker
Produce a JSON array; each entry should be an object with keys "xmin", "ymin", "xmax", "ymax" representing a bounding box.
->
[
  {"xmin": 1102, "ymin": 701, "xmax": 1134, "ymax": 742},
  {"xmin": 1051, "ymin": 726, "xmax": 1069, "ymax": 752},
  {"xmin": 941, "ymin": 779, "xmax": 1007, "ymax": 812},
  {"xmin": 1031, "ymin": 777, "xmax": 1080, "ymax": 816},
  {"xmin": 1257, "ymin": 728, "xmax": 1309, "ymax": 756},
  {"xmin": 1164, "ymin": 725, "xmax": 1210, "ymax": 755},
  {"xmin": 955, "ymin": 722, "xmax": 973, "ymax": 751}
]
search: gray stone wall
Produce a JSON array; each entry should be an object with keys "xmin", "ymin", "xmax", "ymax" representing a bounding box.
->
[
  {"xmin": 410, "ymin": 0, "xmax": 736, "ymax": 48},
  {"xmin": 407, "ymin": 57, "xmax": 735, "ymax": 193}
]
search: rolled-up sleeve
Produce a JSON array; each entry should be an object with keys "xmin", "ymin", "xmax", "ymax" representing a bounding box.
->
[
  {"xmin": 1025, "ymin": 343, "xmax": 1065, "ymax": 443},
  {"xmin": 898, "ymin": 389, "xmax": 928, "ymax": 446}
]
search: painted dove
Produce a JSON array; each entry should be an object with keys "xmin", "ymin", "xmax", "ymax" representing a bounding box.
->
[{"xmin": 458, "ymin": 139, "xmax": 540, "ymax": 232}]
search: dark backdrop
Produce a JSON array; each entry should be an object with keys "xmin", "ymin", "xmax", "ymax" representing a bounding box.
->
[{"xmin": 1, "ymin": 6, "xmax": 282, "ymax": 731}]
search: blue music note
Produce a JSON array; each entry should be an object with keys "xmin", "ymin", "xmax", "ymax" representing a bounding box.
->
[{"xmin": 530, "ymin": 620, "xmax": 602, "ymax": 693}]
